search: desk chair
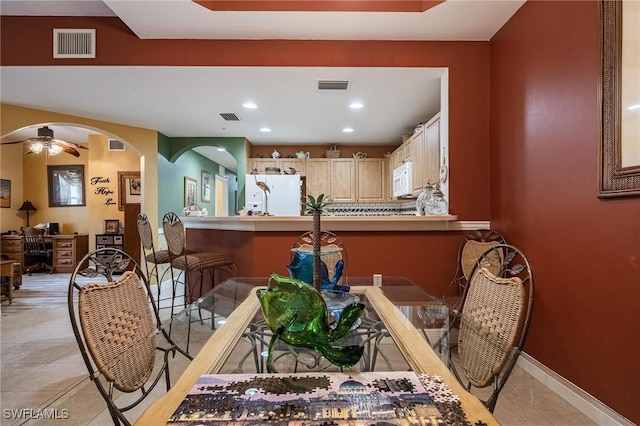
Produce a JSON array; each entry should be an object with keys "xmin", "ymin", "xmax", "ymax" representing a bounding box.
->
[
  {"xmin": 68, "ymin": 248, "xmax": 192, "ymax": 426},
  {"xmin": 22, "ymin": 227, "xmax": 53, "ymax": 275},
  {"xmin": 447, "ymin": 243, "xmax": 534, "ymax": 413}
]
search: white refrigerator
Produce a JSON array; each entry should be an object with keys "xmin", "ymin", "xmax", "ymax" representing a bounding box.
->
[{"xmin": 245, "ymin": 174, "xmax": 303, "ymax": 216}]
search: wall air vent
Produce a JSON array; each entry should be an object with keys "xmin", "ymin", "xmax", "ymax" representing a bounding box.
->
[
  {"xmin": 53, "ymin": 29, "xmax": 96, "ymax": 58},
  {"xmin": 317, "ymin": 80, "xmax": 350, "ymax": 90},
  {"xmin": 220, "ymin": 113, "xmax": 241, "ymax": 121},
  {"xmin": 108, "ymin": 139, "xmax": 125, "ymax": 151}
]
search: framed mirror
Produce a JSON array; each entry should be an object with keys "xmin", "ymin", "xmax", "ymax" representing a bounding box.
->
[{"xmin": 598, "ymin": 0, "xmax": 640, "ymax": 198}]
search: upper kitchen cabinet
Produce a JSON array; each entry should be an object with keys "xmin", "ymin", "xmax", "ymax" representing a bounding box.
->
[
  {"xmin": 247, "ymin": 158, "xmax": 306, "ymax": 175},
  {"xmin": 330, "ymin": 158, "xmax": 357, "ymax": 202},
  {"xmin": 389, "ymin": 112, "xmax": 441, "ymax": 196},
  {"xmin": 356, "ymin": 158, "xmax": 387, "ymax": 202},
  {"xmin": 423, "ymin": 113, "xmax": 441, "ymax": 187},
  {"xmin": 305, "ymin": 159, "xmax": 331, "ymax": 198}
]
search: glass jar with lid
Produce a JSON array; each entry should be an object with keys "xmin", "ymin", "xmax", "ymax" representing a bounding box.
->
[
  {"xmin": 416, "ymin": 184, "xmax": 434, "ymax": 215},
  {"xmin": 426, "ymin": 188, "xmax": 448, "ymax": 215}
]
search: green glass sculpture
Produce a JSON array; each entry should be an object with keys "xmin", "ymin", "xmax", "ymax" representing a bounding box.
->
[{"xmin": 257, "ymin": 273, "xmax": 364, "ymax": 371}]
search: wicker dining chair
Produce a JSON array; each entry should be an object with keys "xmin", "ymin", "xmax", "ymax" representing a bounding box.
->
[
  {"xmin": 442, "ymin": 229, "xmax": 506, "ymax": 314},
  {"xmin": 68, "ymin": 248, "xmax": 192, "ymax": 426},
  {"xmin": 448, "ymin": 243, "xmax": 534, "ymax": 413},
  {"xmin": 162, "ymin": 212, "xmax": 237, "ymax": 352}
]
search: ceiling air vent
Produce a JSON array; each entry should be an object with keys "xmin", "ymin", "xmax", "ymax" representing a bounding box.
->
[
  {"xmin": 108, "ymin": 139, "xmax": 125, "ymax": 151},
  {"xmin": 220, "ymin": 113, "xmax": 241, "ymax": 121},
  {"xmin": 53, "ymin": 29, "xmax": 96, "ymax": 58},
  {"xmin": 317, "ymin": 80, "xmax": 350, "ymax": 90}
]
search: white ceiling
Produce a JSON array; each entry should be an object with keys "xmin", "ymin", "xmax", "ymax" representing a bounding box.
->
[{"xmin": 0, "ymin": 0, "xmax": 525, "ymax": 170}]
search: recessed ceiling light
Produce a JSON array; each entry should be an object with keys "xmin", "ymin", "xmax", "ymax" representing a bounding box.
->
[
  {"xmin": 243, "ymin": 101, "xmax": 257, "ymax": 109},
  {"xmin": 342, "ymin": 127, "xmax": 354, "ymax": 133},
  {"xmin": 216, "ymin": 147, "xmax": 226, "ymax": 152},
  {"xmin": 260, "ymin": 127, "xmax": 271, "ymax": 132},
  {"xmin": 349, "ymin": 102, "xmax": 364, "ymax": 109}
]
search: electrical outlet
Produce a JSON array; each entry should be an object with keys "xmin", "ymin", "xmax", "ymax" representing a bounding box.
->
[{"xmin": 373, "ymin": 274, "xmax": 382, "ymax": 287}]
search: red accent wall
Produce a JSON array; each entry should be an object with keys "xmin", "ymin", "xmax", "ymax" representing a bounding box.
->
[{"xmin": 490, "ymin": 1, "xmax": 639, "ymax": 422}]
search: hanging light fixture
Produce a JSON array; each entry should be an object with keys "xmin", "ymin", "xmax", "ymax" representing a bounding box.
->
[{"xmin": 1, "ymin": 126, "xmax": 88, "ymax": 158}]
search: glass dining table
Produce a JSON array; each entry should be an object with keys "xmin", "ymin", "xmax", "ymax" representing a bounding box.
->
[{"xmin": 136, "ymin": 276, "xmax": 497, "ymax": 425}]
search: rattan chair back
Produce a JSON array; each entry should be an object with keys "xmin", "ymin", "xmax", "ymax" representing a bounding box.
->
[
  {"xmin": 451, "ymin": 243, "xmax": 534, "ymax": 413},
  {"xmin": 68, "ymin": 248, "xmax": 191, "ymax": 426},
  {"xmin": 443, "ymin": 229, "xmax": 506, "ymax": 313}
]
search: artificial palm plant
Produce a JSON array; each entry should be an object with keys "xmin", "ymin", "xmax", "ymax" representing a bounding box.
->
[{"xmin": 306, "ymin": 194, "xmax": 331, "ymax": 291}]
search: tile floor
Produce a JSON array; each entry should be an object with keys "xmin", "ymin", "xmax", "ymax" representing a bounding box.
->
[{"xmin": 1, "ymin": 272, "xmax": 597, "ymax": 425}]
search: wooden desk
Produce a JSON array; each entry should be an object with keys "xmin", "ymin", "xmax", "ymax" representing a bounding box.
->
[
  {"xmin": 135, "ymin": 280, "xmax": 497, "ymax": 425},
  {"xmin": 0, "ymin": 260, "xmax": 18, "ymax": 304},
  {"xmin": 1, "ymin": 234, "xmax": 89, "ymax": 273}
]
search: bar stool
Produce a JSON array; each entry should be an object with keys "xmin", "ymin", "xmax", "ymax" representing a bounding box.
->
[
  {"xmin": 136, "ymin": 213, "xmax": 185, "ymax": 313},
  {"xmin": 162, "ymin": 212, "xmax": 237, "ymax": 353}
]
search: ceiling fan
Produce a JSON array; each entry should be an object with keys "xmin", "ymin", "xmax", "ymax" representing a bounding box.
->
[{"xmin": 1, "ymin": 126, "xmax": 89, "ymax": 157}]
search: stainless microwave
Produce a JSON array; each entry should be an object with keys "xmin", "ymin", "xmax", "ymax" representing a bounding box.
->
[{"xmin": 393, "ymin": 162, "xmax": 413, "ymax": 197}]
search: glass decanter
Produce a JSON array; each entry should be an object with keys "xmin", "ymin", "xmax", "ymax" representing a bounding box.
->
[{"xmin": 426, "ymin": 187, "xmax": 448, "ymax": 215}]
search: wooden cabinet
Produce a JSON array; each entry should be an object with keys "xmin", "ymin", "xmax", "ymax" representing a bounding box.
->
[
  {"xmin": 330, "ymin": 158, "xmax": 356, "ymax": 202},
  {"xmin": 356, "ymin": 158, "xmax": 386, "ymax": 202},
  {"xmin": 423, "ymin": 113, "xmax": 441, "ymax": 187},
  {"xmin": 279, "ymin": 159, "xmax": 306, "ymax": 175},
  {"xmin": 247, "ymin": 158, "xmax": 306, "ymax": 175},
  {"xmin": 0, "ymin": 235, "xmax": 23, "ymax": 269},
  {"xmin": 53, "ymin": 235, "xmax": 89, "ymax": 273},
  {"xmin": 388, "ymin": 112, "xmax": 441, "ymax": 197},
  {"xmin": 305, "ymin": 159, "xmax": 331, "ymax": 198}
]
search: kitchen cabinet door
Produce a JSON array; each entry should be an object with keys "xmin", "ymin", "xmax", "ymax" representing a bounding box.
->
[
  {"xmin": 330, "ymin": 158, "xmax": 356, "ymax": 202},
  {"xmin": 356, "ymin": 158, "xmax": 386, "ymax": 202},
  {"xmin": 305, "ymin": 159, "xmax": 331, "ymax": 199},
  {"xmin": 280, "ymin": 158, "xmax": 306, "ymax": 176},
  {"xmin": 409, "ymin": 128, "xmax": 425, "ymax": 193},
  {"xmin": 423, "ymin": 114, "xmax": 440, "ymax": 186},
  {"xmin": 247, "ymin": 158, "xmax": 279, "ymax": 174}
]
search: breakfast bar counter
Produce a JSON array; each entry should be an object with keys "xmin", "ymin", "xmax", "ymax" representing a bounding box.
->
[
  {"xmin": 182, "ymin": 214, "xmax": 489, "ymax": 232},
  {"xmin": 179, "ymin": 216, "xmax": 490, "ymax": 294}
]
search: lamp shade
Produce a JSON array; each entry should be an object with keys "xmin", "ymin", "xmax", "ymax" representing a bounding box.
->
[{"xmin": 18, "ymin": 200, "xmax": 37, "ymax": 212}]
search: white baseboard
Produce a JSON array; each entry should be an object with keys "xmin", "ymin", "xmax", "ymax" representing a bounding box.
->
[{"xmin": 517, "ymin": 353, "xmax": 634, "ymax": 426}]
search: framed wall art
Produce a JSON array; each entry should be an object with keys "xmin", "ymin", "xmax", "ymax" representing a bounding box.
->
[
  {"xmin": 184, "ymin": 176, "xmax": 197, "ymax": 207},
  {"xmin": 201, "ymin": 170, "xmax": 211, "ymax": 203},
  {"xmin": 103, "ymin": 219, "xmax": 120, "ymax": 234},
  {"xmin": 0, "ymin": 179, "xmax": 10, "ymax": 208},
  {"xmin": 598, "ymin": 0, "xmax": 640, "ymax": 197},
  {"xmin": 48, "ymin": 165, "xmax": 86, "ymax": 207},
  {"xmin": 118, "ymin": 171, "xmax": 141, "ymax": 211}
]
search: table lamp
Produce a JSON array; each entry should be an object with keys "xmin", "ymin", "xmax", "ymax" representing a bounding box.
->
[{"xmin": 18, "ymin": 200, "xmax": 37, "ymax": 227}]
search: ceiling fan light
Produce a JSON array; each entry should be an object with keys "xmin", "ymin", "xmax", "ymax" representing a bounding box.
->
[
  {"xmin": 30, "ymin": 141, "xmax": 44, "ymax": 154},
  {"xmin": 48, "ymin": 144, "xmax": 64, "ymax": 156}
]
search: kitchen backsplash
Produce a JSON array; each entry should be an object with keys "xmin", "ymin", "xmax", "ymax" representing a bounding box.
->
[{"xmin": 324, "ymin": 201, "xmax": 418, "ymax": 216}]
